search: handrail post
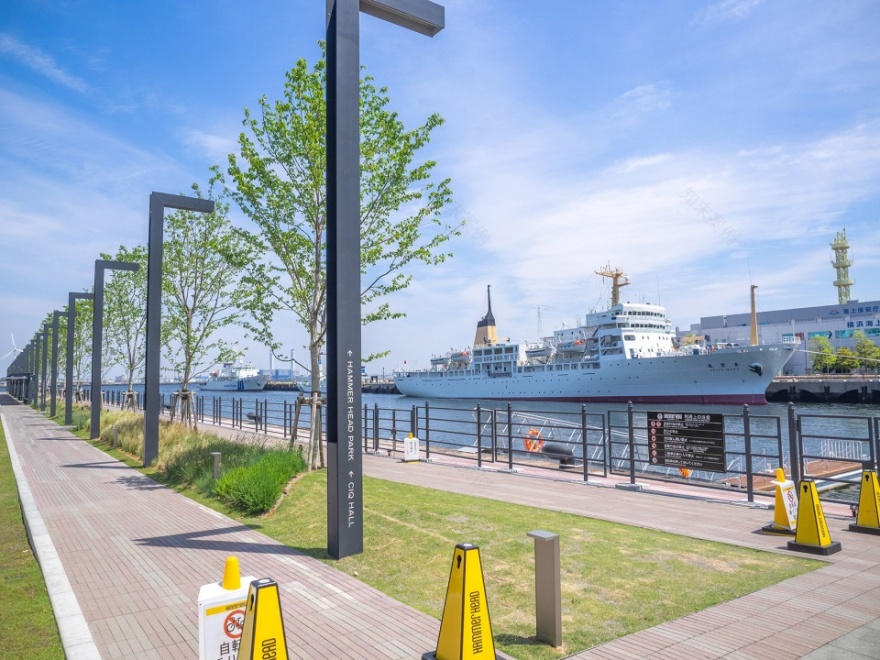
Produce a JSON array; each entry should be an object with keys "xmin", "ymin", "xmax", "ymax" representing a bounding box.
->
[
  {"xmin": 627, "ymin": 402, "xmax": 635, "ymax": 485},
  {"xmin": 363, "ymin": 403, "xmax": 369, "ymax": 452},
  {"xmin": 374, "ymin": 403, "xmax": 379, "ymax": 452},
  {"xmin": 787, "ymin": 402, "xmax": 800, "ymax": 484},
  {"xmin": 425, "ymin": 401, "xmax": 431, "ymax": 460},
  {"xmin": 581, "ymin": 404, "xmax": 588, "ymax": 483},
  {"xmin": 492, "ymin": 408, "xmax": 498, "ymax": 463},
  {"xmin": 743, "ymin": 404, "xmax": 754, "ymax": 502},
  {"xmin": 507, "ymin": 403, "xmax": 514, "ymax": 472},
  {"xmin": 476, "ymin": 404, "xmax": 483, "ymax": 469}
]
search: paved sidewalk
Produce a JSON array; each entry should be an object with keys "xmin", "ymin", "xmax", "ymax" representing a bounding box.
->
[
  {"xmin": 1, "ymin": 395, "xmax": 441, "ymax": 659},
  {"xmin": 4, "ymin": 394, "xmax": 880, "ymax": 658}
]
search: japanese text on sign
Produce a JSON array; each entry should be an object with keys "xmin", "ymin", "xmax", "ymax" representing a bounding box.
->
[{"xmin": 647, "ymin": 411, "xmax": 725, "ymax": 473}]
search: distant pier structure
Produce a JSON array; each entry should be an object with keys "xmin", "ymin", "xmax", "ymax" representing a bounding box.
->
[{"xmin": 831, "ymin": 228, "xmax": 854, "ymax": 304}]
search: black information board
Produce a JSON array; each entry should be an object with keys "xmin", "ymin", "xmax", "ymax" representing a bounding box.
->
[{"xmin": 647, "ymin": 411, "xmax": 726, "ymax": 473}]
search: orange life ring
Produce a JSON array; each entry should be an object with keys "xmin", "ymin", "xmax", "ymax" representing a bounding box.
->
[
  {"xmin": 678, "ymin": 467, "xmax": 692, "ymax": 478},
  {"xmin": 524, "ymin": 428, "xmax": 544, "ymax": 452}
]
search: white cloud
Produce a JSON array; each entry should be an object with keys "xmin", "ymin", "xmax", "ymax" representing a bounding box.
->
[
  {"xmin": 615, "ymin": 84, "xmax": 673, "ymax": 119},
  {"xmin": 180, "ymin": 129, "xmax": 239, "ymax": 161},
  {"xmin": 694, "ymin": 0, "xmax": 765, "ymax": 27},
  {"xmin": 426, "ymin": 115, "xmax": 880, "ymax": 343},
  {"xmin": 0, "ymin": 33, "xmax": 88, "ymax": 92}
]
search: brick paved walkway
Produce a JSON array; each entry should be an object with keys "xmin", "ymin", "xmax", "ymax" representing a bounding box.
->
[
  {"xmin": 4, "ymin": 393, "xmax": 880, "ymax": 658},
  {"xmin": 1, "ymin": 395, "xmax": 440, "ymax": 659}
]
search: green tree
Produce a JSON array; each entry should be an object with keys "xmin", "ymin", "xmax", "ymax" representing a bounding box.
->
[
  {"xmin": 66, "ymin": 296, "xmax": 93, "ymax": 399},
  {"xmin": 102, "ymin": 245, "xmax": 148, "ymax": 398},
  {"xmin": 161, "ymin": 184, "xmax": 251, "ymax": 427},
  {"xmin": 852, "ymin": 330, "xmax": 880, "ymax": 374},
  {"xmin": 834, "ymin": 346, "xmax": 859, "ymax": 373},
  {"xmin": 809, "ymin": 335, "xmax": 835, "ymax": 373},
  {"xmin": 213, "ymin": 51, "xmax": 459, "ymax": 468}
]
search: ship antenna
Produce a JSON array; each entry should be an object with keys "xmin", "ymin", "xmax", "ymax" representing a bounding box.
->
[{"xmin": 486, "ymin": 285, "xmax": 493, "ymax": 315}]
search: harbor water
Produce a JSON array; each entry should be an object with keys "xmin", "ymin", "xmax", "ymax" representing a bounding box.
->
[{"xmin": 90, "ymin": 383, "xmax": 880, "ymax": 504}]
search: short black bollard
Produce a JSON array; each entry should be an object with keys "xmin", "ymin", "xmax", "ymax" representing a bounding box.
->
[{"xmin": 527, "ymin": 530, "xmax": 562, "ymax": 647}]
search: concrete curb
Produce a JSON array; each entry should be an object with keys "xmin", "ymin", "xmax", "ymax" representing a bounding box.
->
[{"xmin": 2, "ymin": 412, "xmax": 102, "ymax": 660}]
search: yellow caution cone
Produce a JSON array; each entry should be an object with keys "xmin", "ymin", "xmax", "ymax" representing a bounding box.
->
[
  {"xmin": 787, "ymin": 480, "xmax": 842, "ymax": 555},
  {"xmin": 761, "ymin": 467, "xmax": 798, "ymax": 535},
  {"xmin": 422, "ymin": 544, "xmax": 501, "ymax": 660},
  {"xmin": 238, "ymin": 578, "xmax": 289, "ymax": 660},
  {"xmin": 848, "ymin": 470, "xmax": 880, "ymax": 536}
]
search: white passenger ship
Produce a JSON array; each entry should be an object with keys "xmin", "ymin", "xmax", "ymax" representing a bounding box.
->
[
  {"xmin": 395, "ymin": 271, "xmax": 795, "ymax": 405},
  {"xmin": 198, "ymin": 361, "xmax": 268, "ymax": 392}
]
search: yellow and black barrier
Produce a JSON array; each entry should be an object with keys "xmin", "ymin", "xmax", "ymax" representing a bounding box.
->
[
  {"xmin": 787, "ymin": 480, "xmax": 842, "ymax": 555},
  {"xmin": 422, "ymin": 543, "xmax": 501, "ymax": 660},
  {"xmin": 238, "ymin": 578, "xmax": 289, "ymax": 660},
  {"xmin": 849, "ymin": 470, "xmax": 880, "ymax": 536}
]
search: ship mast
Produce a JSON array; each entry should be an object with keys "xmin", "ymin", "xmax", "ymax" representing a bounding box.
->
[
  {"xmin": 749, "ymin": 285, "xmax": 759, "ymax": 346},
  {"xmin": 596, "ymin": 264, "xmax": 630, "ymax": 306}
]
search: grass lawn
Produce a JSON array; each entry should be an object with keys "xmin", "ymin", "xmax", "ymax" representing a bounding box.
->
[
  {"xmin": 62, "ymin": 406, "xmax": 823, "ymax": 659},
  {"xmin": 0, "ymin": 419, "xmax": 65, "ymax": 659},
  {"xmin": 225, "ymin": 471, "xmax": 821, "ymax": 660}
]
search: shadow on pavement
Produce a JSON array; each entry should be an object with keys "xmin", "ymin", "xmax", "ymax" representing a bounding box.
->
[{"xmin": 133, "ymin": 524, "xmax": 328, "ymax": 558}]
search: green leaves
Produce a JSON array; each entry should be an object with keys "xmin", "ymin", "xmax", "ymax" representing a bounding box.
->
[
  {"xmin": 214, "ymin": 48, "xmax": 460, "ymax": 374},
  {"xmin": 161, "ymin": 182, "xmax": 250, "ymax": 387}
]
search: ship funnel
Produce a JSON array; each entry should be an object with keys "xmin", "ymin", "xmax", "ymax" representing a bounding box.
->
[{"xmin": 473, "ymin": 285, "xmax": 498, "ymax": 347}]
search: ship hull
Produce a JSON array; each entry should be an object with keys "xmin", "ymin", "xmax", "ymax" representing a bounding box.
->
[
  {"xmin": 395, "ymin": 345, "xmax": 794, "ymax": 405},
  {"xmin": 198, "ymin": 376, "xmax": 268, "ymax": 392}
]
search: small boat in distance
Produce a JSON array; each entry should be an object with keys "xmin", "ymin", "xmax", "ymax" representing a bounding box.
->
[{"xmin": 198, "ymin": 360, "xmax": 268, "ymax": 392}]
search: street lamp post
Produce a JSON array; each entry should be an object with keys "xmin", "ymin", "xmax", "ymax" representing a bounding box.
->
[
  {"xmin": 325, "ymin": 0, "xmax": 444, "ymax": 559},
  {"xmin": 50, "ymin": 310, "xmax": 66, "ymax": 417},
  {"xmin": 40, "ymin": 322, "xmax": 49, "ymax": 411},
  {"xmin": 27, "ymin": 340, "xmax": 35, "ymax": 403},
  {"xmin": 65, "ymin": 292, "xmax": 94, "ymax": 425},
  {"xmin": 91, "ymin": 260, "xmax": 140, "ymax": 439},
  {"xmin": 143, "ymin": 192, "xmax": 214, "ymax": 467}
]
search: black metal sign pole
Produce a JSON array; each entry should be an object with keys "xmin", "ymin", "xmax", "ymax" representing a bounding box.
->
[
  {"xmin": 50, "ymin": 310, "xmax": 66, "ymax": 417},
  {"xmin": 143, "ymin": 193, "xmax": 214, "ymax": 467},
  {"xmin": 90, "ymin": 260, "xmax": 140, "ymax": 439},
  {"xmin": 325, "ymin": 0, "xmax": 444, "ymax": 559},
  {"xmin": 326, "ymin": 0, "xmax": 363, "ymax": 560},
  {"xmin": 65, "ymin": 292, "xmax": 94, "ymax": 425}
]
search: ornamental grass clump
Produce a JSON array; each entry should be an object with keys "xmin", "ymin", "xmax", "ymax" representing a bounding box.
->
[{"xmin": 214, "ymin": 449, "xmax": 305, "ymax": 515}]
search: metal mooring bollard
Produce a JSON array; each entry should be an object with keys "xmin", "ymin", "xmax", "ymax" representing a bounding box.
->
[
  {"xmin": 211, "ymin": 452, "xmax": 221, "ymax": 479},
  {"xmin": 527, "ymin": 530, "xmax": 562, "ymax": 647}
]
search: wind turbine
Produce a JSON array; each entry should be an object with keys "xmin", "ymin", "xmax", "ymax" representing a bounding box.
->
[{"xmin": 2, "ymin": 333, "xmax": 23, "ymax": 360}]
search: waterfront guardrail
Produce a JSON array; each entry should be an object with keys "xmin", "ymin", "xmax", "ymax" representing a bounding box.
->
[{"xmin": 72, "ymin": 388, "xmax": 880, "ymax": 503}]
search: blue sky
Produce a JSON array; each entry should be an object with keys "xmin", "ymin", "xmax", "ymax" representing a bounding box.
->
[{"xmin": 2, "ymin": 0, "xmax": 879, "ymax": 376}]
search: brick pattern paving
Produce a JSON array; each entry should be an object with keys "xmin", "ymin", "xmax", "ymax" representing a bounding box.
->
[
  {"xmin": 5, "ymin": 395, "xmax": 880, "ymax": 659},
  {"xmin": 2, "ymin": 397, "xmax": 440, "ymax": 659}
]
